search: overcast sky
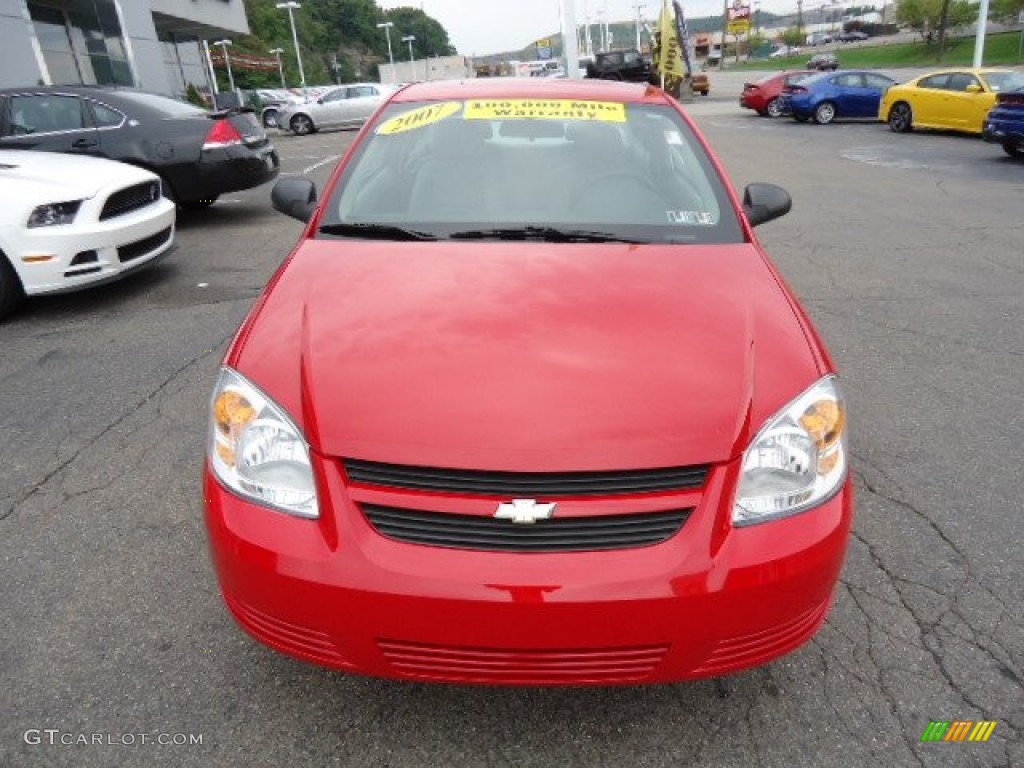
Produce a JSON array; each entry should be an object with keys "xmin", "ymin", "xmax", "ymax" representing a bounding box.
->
[{"xmin": 378, "ymin": 1, "xmax": 799, "ymax": 56}]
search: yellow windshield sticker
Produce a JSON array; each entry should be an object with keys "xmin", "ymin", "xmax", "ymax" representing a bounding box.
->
[
  {"xmin": 463, "ymin": 99, "xmax": 626, "ymax": 122},
  {"xmin": 376, "ymin": 101, "xmax": 462, "ymax": 135}
]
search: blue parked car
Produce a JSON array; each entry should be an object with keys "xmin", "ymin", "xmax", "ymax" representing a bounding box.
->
[
  {"xmin": 783, "ymin": 70, "xmax": 896, "ymax": 124},
  {"xmin": 982, "ymin": 87, "xmax": 1024, "ymax": 159}
]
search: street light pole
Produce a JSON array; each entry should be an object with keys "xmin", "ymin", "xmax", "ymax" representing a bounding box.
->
[
  {"xmin": 402, "ymin": 34, "xmax": 416, "ymax": 80},
  {"xmin": 583, "ymin": 0, "xmax": 592, "ymax": 56},
  {"xmin": 213, "ymin": 39, "xmax": 235, "ymax": 92},
  {"xmin": 633, "ymin": 2, "xmax": 645, "ymax": 51},
  {"xmin": 270, "ymin": 48, "xmax": 286, "ymax": 88},
  {"xmin": 377, "ymin": 22, "xmax": 395, "ymax": 82},
  {"xmin": 276, "ymin": 2, "xmax": 306, "ymax": 97},
  {"xmin": 562, "ymin": 0, "xmax": 580, "ymax": 79},
  {"xmin": 202, "ymin": 40, "xmax": 219, "ymax": 95},
  {"xmin": 603, "ymin": 0, "xmax": 611, "ymax": 51},
  {"xmin": 972, "ymin": 0, "xmax": 991, "ymax": 67}
]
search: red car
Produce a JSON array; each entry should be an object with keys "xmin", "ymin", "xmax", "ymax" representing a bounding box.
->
[
  {"xmin": 205, "ymin": 78, "xmax": 853, "ymax": 685},
  {"xmin": 741, "ymin": 70, "xmax": 815, "ymax": 117}
]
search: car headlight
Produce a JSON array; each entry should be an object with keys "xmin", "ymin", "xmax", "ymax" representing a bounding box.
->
[
  {"xmin": 27, "ymin": 201, "xmax": 82, "ymax": 228},
  {"xmin": 208, "ymin": 367, "xmax": 318, "ymax": 519},
  {"xmin": 732, "ymin": 375, "xmax": 847, "ymax": 525}
]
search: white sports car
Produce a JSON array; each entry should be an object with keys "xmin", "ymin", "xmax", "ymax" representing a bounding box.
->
[{"xmin": 0, "ymin": 150, "xmax": 176, "ymax": 319}]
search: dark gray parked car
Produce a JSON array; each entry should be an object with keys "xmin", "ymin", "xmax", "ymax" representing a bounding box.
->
[
  {"xmin": 807, "ymin": 53, "xmax": 839, "ymax": 71},
  {"xmin": 0, "ymin": 85, "xmax": 279, "ymax": 209}
]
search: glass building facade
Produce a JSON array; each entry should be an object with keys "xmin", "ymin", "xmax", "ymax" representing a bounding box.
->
[
  {"xmin": 28, "ymin": 1, "xmax": 133, "ymax": 86},
  {"xmin": 1, "ymin": 0, "xmax": 249, "ymax": 99}
]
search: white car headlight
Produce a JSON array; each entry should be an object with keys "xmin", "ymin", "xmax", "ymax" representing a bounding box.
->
[
  {"xmin": 209, "ymin": 368, "xmax": 318, "ymax": 519},
  {"xmin": 732, "ymin": 375, "xmax": 847, "ymax": 525},
  {"xmin": 27, "ymin": 200, "xmax": 82, "ymax": 228}
]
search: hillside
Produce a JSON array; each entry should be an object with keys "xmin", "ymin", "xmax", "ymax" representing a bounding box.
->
[{"xmin": 219, "ymin": 0, "xmax": 455, "ymax": 88}]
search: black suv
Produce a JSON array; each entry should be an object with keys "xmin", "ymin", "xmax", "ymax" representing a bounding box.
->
[
  {"xmin": 0, "ymin": 85, "xmax": 279, "ymax": 210},
  {"xmin": 807, "ymin": 53, "xmax": 839, "ymax": 71},
  {"xmin": 585, "ymin": 50, "xmax": 654, "ymax": 83}
]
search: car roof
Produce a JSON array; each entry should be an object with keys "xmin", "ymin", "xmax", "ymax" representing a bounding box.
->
[
  {"xmin": 756, "ymin": 70, "xmax": 811, "ymax": 82},
  {"xmin": 0, "ymin": 84, "xmax": 139, "ymax": 96},
  {"xmin": 799, "ymin": 69, "xmax": 887, "ymax": 85},
  {"xmin": 392, "ymin": 78, "xmax": 669, "ymax": 106},
  {"xmin": 915, "ymin": 67, "xmax": 1012, "ymax": 77}
]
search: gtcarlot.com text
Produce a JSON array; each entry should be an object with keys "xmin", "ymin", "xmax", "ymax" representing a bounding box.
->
[{"xmin": 24, "ymin": 729, "xmax": 203, "ymax": 746}]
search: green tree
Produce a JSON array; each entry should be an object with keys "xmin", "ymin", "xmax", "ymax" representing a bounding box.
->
[
  {"xmin": 384, "ymin": 7, "xmax": 457, "ymax": 58},
  {"xmin": 895, "ymin": 0, "xmax": 975, "ymax": 47},
  {"xmin": 992, "ymin": 0, "xmax": 1024, "ymax": 19},
  {"xmin": 781, "ymin": 27, "xmax": 806, "ymax": 46}
]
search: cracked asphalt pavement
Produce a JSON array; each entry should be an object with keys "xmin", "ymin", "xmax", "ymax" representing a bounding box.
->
[{"xmin": 2, "ymin": 97, "xmax": 1021, "ymax": 767}]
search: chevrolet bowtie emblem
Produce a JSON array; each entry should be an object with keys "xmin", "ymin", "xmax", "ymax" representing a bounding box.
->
[{"xmin": 495, "ymin": 499, "xmax": 556, "ymax": 525}]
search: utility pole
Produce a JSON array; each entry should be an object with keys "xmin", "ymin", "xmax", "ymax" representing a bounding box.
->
[{"xmin": 721, "ymin": 0, "xmax": 729, "ymax": 69}]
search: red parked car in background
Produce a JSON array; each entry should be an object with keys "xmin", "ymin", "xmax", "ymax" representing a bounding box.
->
[
  {"xmin": 741, "ymin": 70, "xmax": 815, "ymax": 117},
  {"xmin": 205, "ymin": 78, "xmax": 853, "ymax": 685}
]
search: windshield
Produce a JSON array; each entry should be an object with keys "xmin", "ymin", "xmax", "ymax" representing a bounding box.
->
[
  {"xmin": 984, "ymin": 72, "xmax": 1024, "ymax": 93},
  {"xmin": 318, "ymin": 99, "xmax": 744, "ymax": 244}
]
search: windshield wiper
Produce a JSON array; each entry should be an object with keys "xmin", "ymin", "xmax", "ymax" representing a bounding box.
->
[
  {"xmin": 447, "ymin": 226, "xmax": 646, "ymax": 244},
  {"xmin": 318, "ymin": 223, "xmax": 438, "ymax": 241}
]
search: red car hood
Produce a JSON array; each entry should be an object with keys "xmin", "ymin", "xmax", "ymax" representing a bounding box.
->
[{"xmin": 232, "ymin": 240, "xmax": 823, "ymax": 471}]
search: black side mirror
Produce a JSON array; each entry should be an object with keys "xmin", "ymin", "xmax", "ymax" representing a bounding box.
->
[
  {"xmin": 271, "ymin": 178, "xmax": 318, "ymax": 222},
  {"xmin": 743, "ymin": 183, "xmax": 792, "ymax": 227}
]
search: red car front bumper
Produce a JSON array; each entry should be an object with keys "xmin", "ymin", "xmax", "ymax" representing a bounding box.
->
[{"xmin": 204, "ymin": 454, "xmax": 853, "ymax": 685}]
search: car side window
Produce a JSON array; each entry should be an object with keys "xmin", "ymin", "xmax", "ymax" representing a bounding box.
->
[
  {"xmin": 89, "ymin": 100, "xmax": 124, "ymax": 128},
  {"xmin": 347, "ymin": 86, "xmax": 375, "ymax": 98},
  {"xmin": 835, "ymin": 74, "xmax": 862, "ymax": 88},
  {"xmin": 947, "ymin": 73, "xmax": 978, "ymax": 92},
  {"xmin": 865, "ymin": 74, "xmax": 893, "ymax": 90},
  {"xmin": 9, "ymin": 94, "xmax": 87, "ymax": 135},
  {"xmin": 323, "ymin": 89, "xmax": 346, "ymax": 103},
  {"xmin": 918, "ymin": 74, "xmax": 949, "ymax": 90}
]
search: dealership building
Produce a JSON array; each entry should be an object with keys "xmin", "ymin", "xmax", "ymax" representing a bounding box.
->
[{"xmin": 0, "ymin": 0, "xmax": 249, "ymax": 98}]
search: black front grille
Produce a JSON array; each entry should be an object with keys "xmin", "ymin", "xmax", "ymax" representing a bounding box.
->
[
  {"xmin": 118, "ymin": 226, "xmax": 172, "ymax": 263},
  {"xmin": 344, "ymin": 460, "xmax": 708, "ymax": 497},
  {"xmin": 100, "ymin": 180, "xmax": 161, "ymax": 221},
  {"xmin": 362, "ymin": 504, "xmax": 691, "ymax": 552}
]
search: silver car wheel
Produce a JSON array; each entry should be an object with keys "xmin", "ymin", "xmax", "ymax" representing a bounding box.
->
[
  {"xmin": 814, "ymin": 101, "xmax": 836, "ymax": 125},
  {"xmin": 291, "ymin": 114, "xmax": 314, "ymax": 136}
]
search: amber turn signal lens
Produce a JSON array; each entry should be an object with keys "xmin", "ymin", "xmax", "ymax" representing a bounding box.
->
[
  {"xmin": 800, "ymin": 399, "xmax": 845, "ymax": 473},
  {"xmin": 213, "ymin": 390, "xmax": 258, "ymax": 467},
  {"xmin": 214, "ymin": 390, "xmax": 257, "ymax": 435}
]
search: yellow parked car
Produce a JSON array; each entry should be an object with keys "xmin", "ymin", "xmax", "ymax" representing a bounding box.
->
[{"xmin": 878, "ymin": 68, "xmax": 1024, "ymax": 135}]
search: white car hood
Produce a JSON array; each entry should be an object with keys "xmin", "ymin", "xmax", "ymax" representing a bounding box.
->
[{"xmin": 0, "ymin": 150, "xmax": 154, "ymax": 202}]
